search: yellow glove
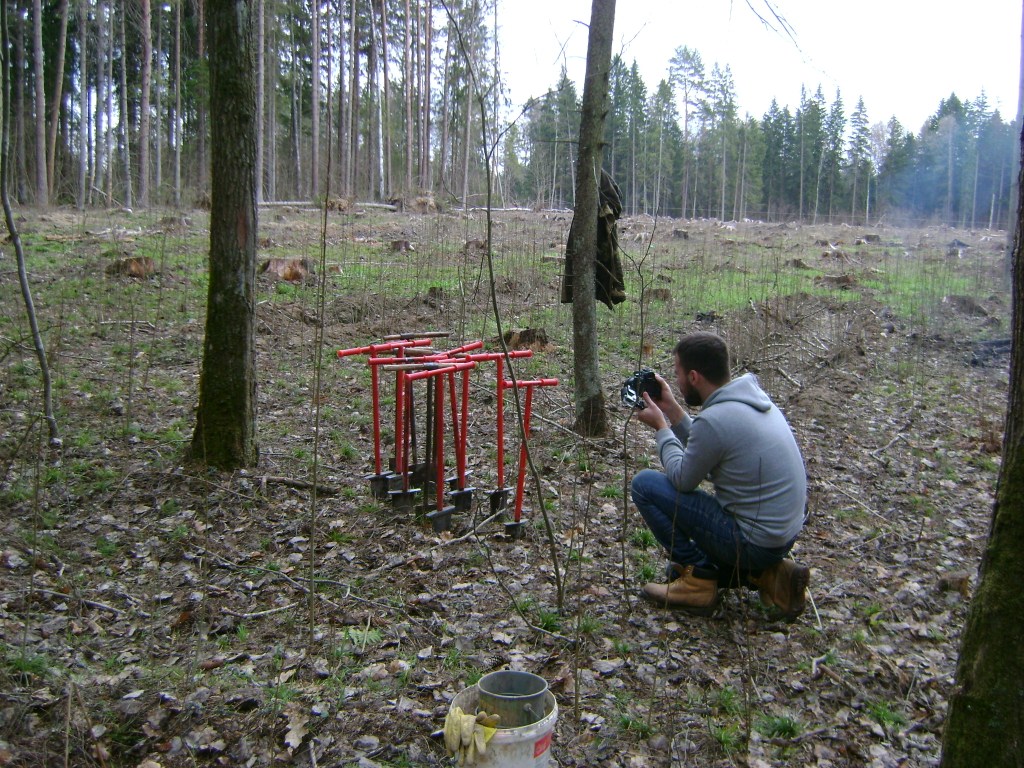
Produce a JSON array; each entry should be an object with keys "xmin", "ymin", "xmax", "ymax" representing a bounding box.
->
[{"xmin": 442, "ymin": 707, "xmax": 499, "ymax": 765}]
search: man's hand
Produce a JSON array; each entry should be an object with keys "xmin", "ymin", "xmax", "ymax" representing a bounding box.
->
[{"xmin": 635, "ymin": 373, "xmax": 684, "ymax": 430}]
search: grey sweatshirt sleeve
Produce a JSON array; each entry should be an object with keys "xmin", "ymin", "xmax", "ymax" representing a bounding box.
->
[{"xmin": 654, "ymin": 413, "xmax": 722, "ymax": 492}]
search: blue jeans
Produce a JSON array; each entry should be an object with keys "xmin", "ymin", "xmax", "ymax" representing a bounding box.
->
[{"xmin": 630, "ymin": 469, "xmax": 793, "ymax": 582}]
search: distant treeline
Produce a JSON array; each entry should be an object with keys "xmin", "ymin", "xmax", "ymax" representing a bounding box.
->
[
  {"xmin": 508, "ymin": 50, "xmax": 1018, "ymax": 228},
  {"xmin": 18, "ymin": 2, "xmax": 1017, "ymax": 230}
]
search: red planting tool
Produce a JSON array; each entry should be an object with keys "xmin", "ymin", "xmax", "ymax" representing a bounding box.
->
[
  {"xmin": 469, "ymin": 350, "xmax": 534, "ymax": 512},
  {"xmin": 337, "ymin": 338, "xmax": 433, "ymax": 499},
  {"xmin": 405, "ymin": 361, "xmax": 476, "ymax": 530},
  {"xmin": 502, "ymin": 377, "xmax": 559, "ymax": 538}
]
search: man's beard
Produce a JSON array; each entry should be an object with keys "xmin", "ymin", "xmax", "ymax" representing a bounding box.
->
[{"xmin": 681, "ymin": 380, "xmax": 703, "ymax": 407}]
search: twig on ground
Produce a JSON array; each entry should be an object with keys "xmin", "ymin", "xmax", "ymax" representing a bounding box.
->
[
  {"xmin": 870, "ymin": 432, "xmax": 908, "ymax": 457},
  {"xmin": 260, "ymin": 475, "xmax": 340, "ymax": 495},
  {"xmin": 222, "ymin": 603, "xmax": 296, "ymax": 619},
  {"xmin": 32, "ymin": 588, "xmax": 127, "ymax": 617},
  {"xmin": 821, "ymin": 479, "xmax": 889, "ymax": 522}
]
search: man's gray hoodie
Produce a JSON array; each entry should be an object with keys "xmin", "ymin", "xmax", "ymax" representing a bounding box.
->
[{"xmin": 654, "ymin": 373, "xmax": 806, "ymax": 547}]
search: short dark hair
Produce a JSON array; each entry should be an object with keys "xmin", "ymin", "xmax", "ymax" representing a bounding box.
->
[{"xmin": 674, "ymin": 332, "xmax": 730, "ymax": 385}]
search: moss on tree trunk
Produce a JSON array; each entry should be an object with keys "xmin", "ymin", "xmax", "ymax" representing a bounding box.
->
[{"xmin": 188, "ymin": 0, "xmax": 259, "ymax": 470}]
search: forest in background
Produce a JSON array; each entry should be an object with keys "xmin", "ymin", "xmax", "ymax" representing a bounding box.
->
[{"xmin": 15, "ymin": 0, "xmax": 1020, "ymax": 229}]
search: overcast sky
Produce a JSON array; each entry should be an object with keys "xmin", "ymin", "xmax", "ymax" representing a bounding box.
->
[{"xmin": 496, "ymin": 0, "xmax": 1022, "ymax": 131}]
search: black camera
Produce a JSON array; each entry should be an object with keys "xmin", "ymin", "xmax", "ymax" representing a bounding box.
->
[{"xmin": 620, "ymin": 368, "xmax": 661, "ymax": 409}]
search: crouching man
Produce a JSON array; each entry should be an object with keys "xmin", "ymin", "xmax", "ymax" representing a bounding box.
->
[{"xmin": 631, "ymin": 332, "xmax": 810, "ymax": 620}]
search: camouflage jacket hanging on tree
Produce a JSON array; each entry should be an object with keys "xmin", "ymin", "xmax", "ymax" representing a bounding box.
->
[{"xmin": 560, "ymin": 169, "xmax": 627, "ymax": 309}]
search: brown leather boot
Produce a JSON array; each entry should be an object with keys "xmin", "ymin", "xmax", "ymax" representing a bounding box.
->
[
  {"xmin": 641, "ymin": 564, "xmax": 719, "ymax": 615},
  {"xmin": 751, "ymin": 559, "xmax": 810, "ymax": 621}
]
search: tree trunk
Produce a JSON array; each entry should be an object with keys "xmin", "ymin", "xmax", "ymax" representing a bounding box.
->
[
  {"xmin": 290, "ymin": 35, "xmax": 302, "ymax": 197},
  {"xmin": 46, "ymin": 0, "xmax": 69, "ymax": 198},
  {"xmin": 418, "ymin": 0, "xmax": 431, "ymax": 190},
  {"xmin": 940, "ymin": 120, "xmax": 1024, "ymax": 767},
  {"xmin": 1, "ymin": 0, "xmax": 59, "ymax": 443},
  {"xmin": 265, "ymin": 0, "xmax": 277, "ymax": 199},
  {"xmin": 334, "ymin": 0, "xmax": 344, "ymax": 195},
  {"xmin": 378, "ymin": 0, "xmax": 390, "ymax": 197},
  {"xmin": 195, "ymin": 0, "xmax": 207, "ymax": 192},
  {"xmin": 189, "ymin": 0, "xmax": 259, "ymax": 470},
  {"xmin": 346, "ymin": 0, "xmax": 356, "ymax": 195},
  {"xmin": 104, "ymin": 6, "xmax": 114, "ymax": 204},
  {"xmin": 154, "ymin": 4, "xmax": 163, "ymax": 199},
  {"xmin": 139, "ymin": 0, "xmax": 152, "ymax": 206},
  {"xmin": 32, "ymin": 0, "xmax": 47, "ymax": 204},
  {"xmin": 567, "ymin": 0, "xmax": 615, "ymax": 437},
  {"xmin": 311, "ymin": 0, "xmax": 320, "ymax": 196},
  {"xmin": 93, "ymin": 3, "xmax": 105, "ymax": 202},
  {"xmin": 255, "ymin": 0, "xmax": 264, "ymax": 201},
  {"xmin": 174, "ymin": 0, "xmax": 182, "ymax": 206},
  {"xmin": 77, "ymin": 0, "xmax": 88, "ymax": 208},
  {"xmin": 1010, "ymin": 0, "xmax": 1023, "ymax": 264},
  {"xmin": 403, "ymin": 0, "xmax": 413, "ymax": 192},
  {"xmin": 118, "ymin": 3, "xmax": 133, "ymax": 208}
]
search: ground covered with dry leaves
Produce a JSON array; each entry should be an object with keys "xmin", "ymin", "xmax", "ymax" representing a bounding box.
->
[{"xmin": 0, "ymin": 208, "xmax": 1011, "ymax": 767}]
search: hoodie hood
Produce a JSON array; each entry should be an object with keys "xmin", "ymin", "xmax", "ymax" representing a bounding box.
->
[{"xmin": 702, "ymin": 373, "xmax": 772, "ymax": 412}]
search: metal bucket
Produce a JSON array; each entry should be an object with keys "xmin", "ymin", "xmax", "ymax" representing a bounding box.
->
[
  {"xmin": 476, "ymin": 670, "xmax": 549, "ymax": 728},
  {"xmin": 450, "ymin": 684, "xmax": 557, "ymax": 768}
]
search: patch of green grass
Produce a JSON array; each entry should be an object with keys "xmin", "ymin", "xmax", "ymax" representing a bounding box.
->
[
  {"xmin": 327, "ymin": 529, "xmax": 355, "ymax": 545},
  {"xmin": 629, "ymin": 528, "xmax": 657, "ymax": 549},
  {"xmin": 1, "ymin": 645, "xmax": 54, "ymax": 681},
  {"xmin": 95, "ymin": 536, "xmax": 120, "ymax": 557},
  {"xmin": 618, "ymin": 714, "xmax": 652, "ymax": 738},
  {"xmin": 756, "ymin": 713, "xmax": 800, "ymax": 739},
  {"xmin": 599, "ymin": 484, "xmax": 623, "ymax": 499},
  {"xmin": 866, "ymin": 700, "xmax": 907, "ymax": 729},
  {"xmin": 710, "ymin": 723, "xmax": 743, "ymax": 753},
  {"xmin": 268, "ymin": 683, "xmax": 299, "ymax": 703},
  {"xmin": 856, "ymin": 600, "xmax": 885, "ymax": 626},
  {"xmin": 567, "ymin": 549, "xmax": 591, "ymax": 564},
  {"xmin": 514, "ymin": 596, "xmax": 536, "ymax": 614},
  {"xmin": 968, "ymin": 454, "xmax": 999, "ymax": 473},
  {"xmin": 534, "ymin": 609, "xmax": 561, "ymax": 632},
  {"xmin": 576, "ymin": 614, "xmax": 602, "ymax": 635},
  {"xmin": 338, "ymin": 442, "xmax": 360, "ymax": 461},
  {"xmin": 711, "ymin": 686, "xmax": 743, "ymax": 717},
  {"xmin": 637, "ymin": 562, "xmax": 657, "ymax": 582}
]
